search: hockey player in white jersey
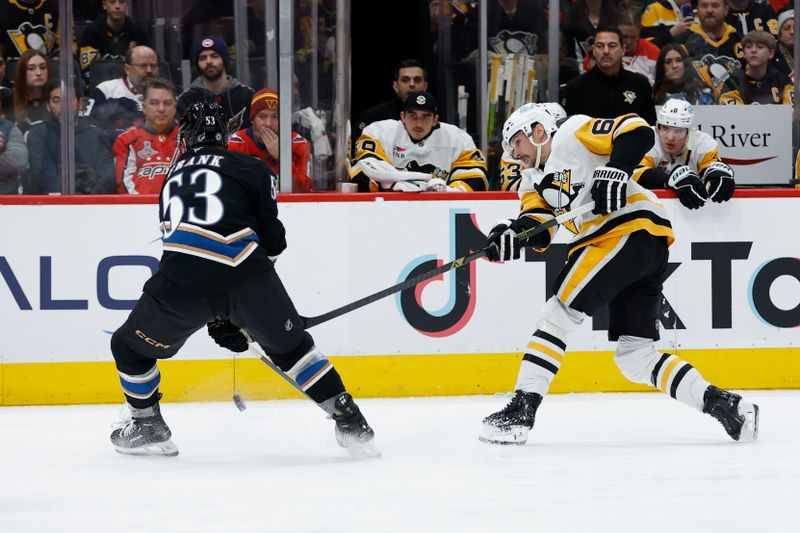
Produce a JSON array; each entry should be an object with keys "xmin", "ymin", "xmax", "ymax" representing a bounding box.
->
[
  {"xmin": 350, "ymin": 91, "xmax": 488, "ymax": 192},
  {"xmin": 634, "ymin": 98, "xmax": 735, "ymax": 209},
  {"xmin": 499, "ymin": 103, "xmax": 566, "ymax": 192},
  {"xmin": 479, "ymin": 104, "xmax": 758, "ymax": 445}
]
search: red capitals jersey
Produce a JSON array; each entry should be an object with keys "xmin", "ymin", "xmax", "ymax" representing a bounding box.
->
[
  {"xmin": 228, "ymin": 127, "xmax": 312, "ymax": 192},
  {"xmin": 112, "ymin": 125, "xmax": 179, "ymax": 194}
]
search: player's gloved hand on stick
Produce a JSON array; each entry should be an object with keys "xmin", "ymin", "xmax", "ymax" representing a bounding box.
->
[
  {"xmin": 701, "ymin": 162, "xmax": 735, "ymax": 203},
  {"xmin": 485, "ymin": 216, "xmax": 540, "ymax": 262},
  {"xmin": 207, "ymin": 319, "xmax": 249, "ymax": 353},
  {"xmin": 590, "ymin": 166, "xmax": 628, "ymax": 215},
  {"xmin": 667, "ymin": 165, "xmax": 707, "ymax": 210}
]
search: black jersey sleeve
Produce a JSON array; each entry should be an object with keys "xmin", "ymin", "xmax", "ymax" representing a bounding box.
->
[{"xmin": 250, "ymin": 160, "xmax": 287, "ymax": 257}]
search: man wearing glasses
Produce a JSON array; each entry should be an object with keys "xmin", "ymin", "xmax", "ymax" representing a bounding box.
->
[{"xmin": 86, "ymin": 45, "xmax": 160, "ymax": 137}]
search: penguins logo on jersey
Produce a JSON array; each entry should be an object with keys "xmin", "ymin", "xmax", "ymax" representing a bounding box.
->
[
  {"xmin": 692, "ymin": 54, "xmax": 739, "ymax": 90},
  {"xmin": 535, "ymin": 169, "xmax": 581, "ymax": 212},
  {"xmin": 7, "ymin": 21, "xmax": 55, "ymax": 55},
  {"xmin": 406, "ymin": 160, "xmax": 449, "ymax": 180},
  {"xmin": 488, "ymin": 30, "xmax": 538, "ymax": 55}
]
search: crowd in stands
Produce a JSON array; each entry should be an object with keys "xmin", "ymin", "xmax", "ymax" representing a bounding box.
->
[{"xmin": 0, "ymin": 0, "xmax": 796, "ymax": 195}]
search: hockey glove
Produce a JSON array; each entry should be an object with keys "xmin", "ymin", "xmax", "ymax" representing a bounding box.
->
[
  {"xmin": 485, "ymin": 217, "xmax": 541, "ymax": 262},
  {"xmin": 667, "ymin": 165, "xmax": 707, "ymax": 210},
  {"xmin": 207, "ymin": 319, "xmax": 249, "ymax": 353},
  {"xmin": 701, "ymin": 162, "xmax": 735, "ymax": 203},
  {"xmin": 590, "ymin": 166, "xmax": 628, "ymax": 215}
]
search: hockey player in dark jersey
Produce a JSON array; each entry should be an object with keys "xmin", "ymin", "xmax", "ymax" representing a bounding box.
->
[
  {"xmin": 479, "ymin": 104, "xmax": 759, "ymax": 445},
  {"xmin": 109, "ymin": 103, "xmax": 377, "ymax": 457}
]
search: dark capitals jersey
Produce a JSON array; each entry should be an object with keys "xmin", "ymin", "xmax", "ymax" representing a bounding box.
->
[{"xmin": 144, "ymin": 146, "xmax": 287, "ymax": 298}]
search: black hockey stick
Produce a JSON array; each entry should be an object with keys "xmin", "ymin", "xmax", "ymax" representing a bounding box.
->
[{"xmin": 299, "ymin": 201, "xmax": 596, "ymax": 329}]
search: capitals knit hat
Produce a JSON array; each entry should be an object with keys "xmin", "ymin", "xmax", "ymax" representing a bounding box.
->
[
  {"xmin": 192, "ymin": 35, "xmax": 230, "ymax": 70},
  {"xmin": 250, "ymin": 88, "xmax": 279, "ymax": 120},
  {"xmin": 403, "ymin": 91, "xmax": 438, "ymax": 113}
]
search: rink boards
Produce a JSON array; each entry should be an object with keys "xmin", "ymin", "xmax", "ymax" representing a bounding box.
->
[{"xmin": 1, "ymin": 191, "xmax": 799, "ymax": 405}]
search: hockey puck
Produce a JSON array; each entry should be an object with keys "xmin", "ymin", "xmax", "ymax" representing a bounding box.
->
[{"xmin": 233, "ymin": 393, "xmax": 247, "ymax": 411}]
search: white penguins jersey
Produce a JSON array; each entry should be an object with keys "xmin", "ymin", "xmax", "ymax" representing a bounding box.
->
[
  {"xmin": 635, "ymin": 127, "xmax": 724, "ymax": 176},
  {"xmin": 519, "ymin": 114, "xmax": 674, "ymax": 256},
  {"xmin": 350, "ymin": 119, "xmax": 488, "ymax": 192}
]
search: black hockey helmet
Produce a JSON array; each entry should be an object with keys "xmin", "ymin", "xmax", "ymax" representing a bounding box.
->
[{"xmin": 178, "ymin": 102, "xmax": 229, "ymax": 150}]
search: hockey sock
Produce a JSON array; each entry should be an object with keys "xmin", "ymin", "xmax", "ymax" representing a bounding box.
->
[
  {"xmin": 284, "ymin": 346, "xmax": 345, "ymax": 405},
  {"xmin": 515, "ymin": 329, "xmax": 567, "ymax": 397},
  {"xmin": 651, "ymin": 353, "xmax": 711, "ymax": 411},
  {"xmin": 117, "ymin": 364, "xmax": 161, "ymax": 409}
]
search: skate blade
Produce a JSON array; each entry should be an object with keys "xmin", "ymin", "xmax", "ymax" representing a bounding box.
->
[
  {"xmin": 338, "ymin": 437, "xmax": 382, "ymax": 459},
  {"xmin": 114, "ymin": 439, "xmax": 180, "ymax": 457},
  {"xmin": 737, "ymin": 402, "xmax": 759, "ymax": 442},
  {"xmin": 478, "ymin": 423, "xmax": 529, "ymax": 445}
]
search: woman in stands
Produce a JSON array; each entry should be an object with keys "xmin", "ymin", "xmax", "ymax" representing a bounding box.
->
[
  {"xmin": 652, "ymin": 44, "xmax": 713, "ymax": 105},
  {"xmin": 11, "ymin": 49, "xmax": 49, "ymax": 134}
]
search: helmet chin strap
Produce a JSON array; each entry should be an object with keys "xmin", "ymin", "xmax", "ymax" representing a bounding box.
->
[{"xmin": 529, "ymin": 130, "xmax": 551, "ymax": 169}]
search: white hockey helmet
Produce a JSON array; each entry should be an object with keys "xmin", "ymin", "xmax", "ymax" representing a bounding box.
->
[
  {"xmin": 657, "ymin": 98, "xmax": 695, "ymax": 129},
  {"xmin": 538, "ymin": 102, "xmax": 567, "ymax": 122},
  {"xmin": 501, "ymin": 103, "xmax": 558, "ymax": 155}
]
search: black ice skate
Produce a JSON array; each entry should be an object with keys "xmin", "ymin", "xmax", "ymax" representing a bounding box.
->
[
  {"xmin": 479, "ymin": 390, "xmax": 543, "ymax": 445},
  {"xmin": 110, "ymin": 402, "xmax": 179, "ymax": 457},
  {"xmin": 331, "ymin": 393, "xmax": 380, "ymax": 458},
  {"xmin": 703, "ymin": 385, "xmax": 759, "ymax": 442}
]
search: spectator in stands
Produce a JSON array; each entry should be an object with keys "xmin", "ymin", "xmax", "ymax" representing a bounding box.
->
[
  {"xmin": 353, "ymin": 59, "xmax": 429, "ymax": 151},
  {"xmin": 78, "ymin": 0, "xmax": 149, "ymax": 87},
  {"xmin": 87, "ymin": 45, "xmax": 160, "ymax": 136},
  {"xmin": 112, "ymin": 77, "xmax": 178, "ymax": 194},
  {"xmin": 26, "ymin": 79, "xmax": 116, "ymax": 194},
  {"xmin": 0, "ymin": 0, "xmax": 58, "ymax": 59},
  {"xmin": 635, "ymin": 98, "xmax": 734, "ymax": 208},
  {"xmin": 773, "ymin": 9, "xmax": 794, "ymax": 77},
  {"xmin": 726, "ymin": 0, "xmax": 778, "ymax": 37},
  {"xmin": 562, "ymin": 26, "xmax": 657, "ymax": 124},
  {"xmin": 228, "ymin": 88, "xmax": 313, "ymax": 193},
  {"xmin": 678, "ymin": 0, "xmax": 743, "ymax": 62},
  {"xmin": 618, "ymin": 9, "xmax": 661, "ymax": 85},
  {"xmin": 741, "ymin": 30, "xmax": 794, "ymax": 104},
  {"xmin": 177, "ymin": 36, "xmax": 254, "ymax": 128},
  {"xmin": 677, "ymin": 0, "xmax": 747, "ymax": 104},
  {"xmin": 448, "ymin": 0, "xmax": 547, "ymax": 60},
  {"xmin": 0, "ymin": 94, "xmax": 27, "ymax": 194},
  {"xmin": 641, "ymin": 0, "xmax": 695, "ymax": 48},
  {"xmin": 350, "ymin": 91, "xmax": 488, "ymax": 192},
  {"xmin": 562, "ymin": 0, "xmax": 619, "ymax": 63},
  {"xmin": 652, "ymin": 44, "xmax": 714, "ymax": 104},
  {"xmin": 11, "ymin": 49, "xmax": 49, "ymax": 134}
]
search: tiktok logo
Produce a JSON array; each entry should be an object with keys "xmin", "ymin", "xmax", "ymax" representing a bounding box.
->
[{"xmin": 395, "ymin": 209, "xmax": 488, "ymax": 337}]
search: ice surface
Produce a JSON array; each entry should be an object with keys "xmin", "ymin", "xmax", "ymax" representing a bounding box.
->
[{"xmin": 1, "ymin": 391, "xmax": 797, "ymax": 532}]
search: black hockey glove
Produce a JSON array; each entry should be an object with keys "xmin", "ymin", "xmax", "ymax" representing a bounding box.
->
[
  {"xmin": 590, "ymin": 166, "xmax": 628, "ymax": 215},
  {"xmin": 667, "ymin": 165, "xmax": 707, "ymax": 210},
  {"xmin": 701, "ymin": 162, "xmax": 735, "ymax": 203},
  {"xmin": 207, "ymin": 319, "xmax": 249, "ymax": 353},
  {"xmin": 485, "ymin": 216, "xmax": 541, "ymax": 262}
]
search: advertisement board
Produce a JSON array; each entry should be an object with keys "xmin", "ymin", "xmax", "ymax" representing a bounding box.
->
[
  {"xmin": 1, "ymin": 193, "xmax": 798, "ymax": 403},
  {"xmin": 693, "ymin": 105, "xmax": 793, "ymax": 186}
]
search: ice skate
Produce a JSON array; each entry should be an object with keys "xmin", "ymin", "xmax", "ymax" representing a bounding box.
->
[
  {"xmin": 110, "ymin": 402, "xmax": 179, "ymax": 457},
  {"xmin": 703, "ymin": 386, "xmax": 759, "ymax": 442},
  {"xmin": 331, "ymin": 393, "xmax": 380, "ymax": 458},
  {"xmin": 479, "ymin": 390, "xmax": 542, "ymax": 445}
]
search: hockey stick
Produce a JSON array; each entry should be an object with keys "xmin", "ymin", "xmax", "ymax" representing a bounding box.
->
[
  {"xmin": 231, "ymin": 330, "xmax": 321, "ymax": 411},
  {"xmin": 299, "ymin": 201, "xmax": 596, "ymax": 329}
]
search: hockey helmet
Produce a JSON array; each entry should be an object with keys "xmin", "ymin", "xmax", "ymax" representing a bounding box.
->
[
  {"xmin": 178, "ymin": 102, "xmax": 230, "ymax": 150},
  {"xmin": 657, "ymin": 98, "xmax": 695, "ymax": 129},
  {"xmin": 537, "ymin": 102, "xmax": 567, "ymax": 122},
  {"xmin": 501, "ymin": 103, "xmax": 558, "ymax": 155}
]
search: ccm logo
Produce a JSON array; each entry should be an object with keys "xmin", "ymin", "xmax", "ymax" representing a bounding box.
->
[{"xmin": 135, "ymin": 330, "xmax": 171, "ymax": 349}]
